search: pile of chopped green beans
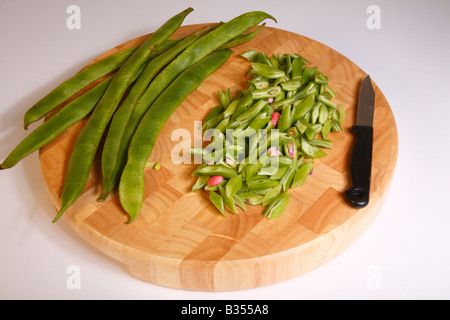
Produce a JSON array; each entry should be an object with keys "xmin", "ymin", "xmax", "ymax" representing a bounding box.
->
[
  {"xmin": 190, "ymin": 50, "xmax": 345, "ymax": 219},
  {"xmin": 0, "ymin": 8, "xmax": 276, "ymax": 223}
]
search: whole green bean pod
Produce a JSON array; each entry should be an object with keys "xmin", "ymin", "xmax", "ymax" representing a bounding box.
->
[
  {"xmin": 119, "ymin": 49, "xmax": 232, "ymax": 222},
  {"xmin": 1, "ymin": 55, "xmax": 151, "ymax": 170},
  {"xmin": 98, "ymin": 28, "xmax": 207, "ymax": 201},
  {"xmin": 110, "ymin": 11, "xmax": 276, "ymax": 177},
  {"xmin": 22, "ymin": 31, "xmax": 186, "ymax": 129},
  {"xmin": 217, "ymin": 23, "xmax": 266, "ymax": 50},
  {"xmin": 0, "ymin": 77, "xmax": 111, "ymax": 169},
  {"xmin": 53, "ymin": 7, "xmax": 194, "ymax": 222},
  {"xmin": 143, "ymin": 11, "xmax": 275, "ymax": 111},
  {"xmin": 22, "ymin": 45, "xmax": 138, "ymax": 129}
]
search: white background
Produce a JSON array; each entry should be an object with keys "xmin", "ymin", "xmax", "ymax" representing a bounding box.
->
[{"xmin": 1, "ymin": 0, "xmax": 449, "ymax": 300}]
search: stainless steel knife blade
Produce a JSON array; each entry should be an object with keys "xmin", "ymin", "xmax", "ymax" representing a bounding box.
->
[
  {"xmin": 344, "ymin": 75, "xmax": 375, "ymax": 208},
  {"xmin": 356, "ymin": 75, "xmax": 375, "ymax": 127}
]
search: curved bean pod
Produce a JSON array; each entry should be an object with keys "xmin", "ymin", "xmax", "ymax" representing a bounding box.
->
[
  {"xmin": 98, "ymin": 28, "xmax": 208, "ymax": 201},
  {"xmin": 1, "ymin": 55, "xmax": 151, "ymax": 170},
  {"xmin": 110, "ymin": 11, "xmax": 276, "ymax": 176},
  {"xmin": 53, "ymin": 7, "xmax": 194, "ymax": 222},
  {"xmin": 119, "ymin": 49, "xmax": 232, "ymax": 222},
  {"xmin": 22, "ymin": 45, "xmax": 138, "ymax": 129},
  {"xmin": 22, "ymin": 29, "xmax": 187, "ymax": 129},
  {"xmin": 149, "ymin": 10, "xmax": 275, "ymax": 99},
  {"xmin": 217, "ymin": 23, "xmax": 266, "ymax": 50},
  {"xmin": 0, "ymin": 77, "xmax": 112, "ymax": 169}
]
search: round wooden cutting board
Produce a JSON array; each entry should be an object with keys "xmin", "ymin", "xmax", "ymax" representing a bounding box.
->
[{"xmin": 39, "ymin": 24, "xmax": 398, "ymax": 291}]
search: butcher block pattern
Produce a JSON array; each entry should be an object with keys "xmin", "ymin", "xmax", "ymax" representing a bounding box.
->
[{"xmin": 39, "ymin": 24, "xmax": 398, "ymax": 291}]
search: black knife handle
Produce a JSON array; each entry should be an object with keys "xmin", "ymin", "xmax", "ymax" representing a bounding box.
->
[{"xmin": 345, "ymin": 125, "xmax": 373, "ymax": 208}]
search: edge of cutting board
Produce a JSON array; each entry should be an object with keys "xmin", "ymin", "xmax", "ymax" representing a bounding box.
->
[{"xmin": 39, "ymin": 24, "xmax": 398, "ymax": 291}]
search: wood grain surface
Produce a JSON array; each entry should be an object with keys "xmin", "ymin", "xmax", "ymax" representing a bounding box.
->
[{"xmin": 39, "ymin": 24, "xmax": 398, "ymax": 291}]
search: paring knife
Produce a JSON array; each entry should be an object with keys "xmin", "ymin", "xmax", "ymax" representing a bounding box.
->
[{"xmin": 345, "ymin": 75, "xmax": 375, "ymax": 208}]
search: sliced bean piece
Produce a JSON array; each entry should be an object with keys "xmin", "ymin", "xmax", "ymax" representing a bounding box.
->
[
  {"xmin": 250, "ymin": 62, "xmax": 286, "ymax": 79},
  {"xmin": 223, "ymin": 99, "xmax": 241, "ymax": 119},
  {"xmin": 256, "ymin": 51, "xmax": 273, "ymax": 66},
  {"xmin": 300, "ymin": 137, "xmax": 316, "ymax": 158},
  {"xmin": 270, "ymin": 166, "xmax": 288, "ymax": 180},
  {"xmin": 261, "ymin": 184, "xmax": 282, "ymax": 206},
  {"xmin": 217, "ymin": 88, "xmax": 231, "ymax": 108},
  {"xmin": 240, "ymin": 49, "xmax": 259, "ymax": 61},
  {"xmin": 321, "ymin": 119, "xmax": 332, "ymax": 138},
  {"xmin": 218, "ymin": 23, "xmax": 265, "ymax": 50},
  {"xmin": 318, "ymin": 103, "xmax": 329, "ymax": 124},
  {"xmin": 219, "ymin": 185, "xmax": 238, "ymax": 213},
  {"xmin": 280, "ymin": 167, "xmax": 295, "ymax": 191},
  {"xmin": 235, "ymin": 100, "xmax": 268, "ymax": 124},
  {"xmin": 205, "ymin": 105, "xmax": 224, "ymax": 122},
  {"xmin": 338, "ymin": 104, "xmax": 345, "ymax": 124},
  {"xmin": 277, "ymin": 104, "xmax": 292, "ymax": 132},
  {"xmin": 270, "ymin": 82, "xmax": 317, "ymax": 108},
  {"xmin": 318, "ymin": 94, "xmax": 338, "ymax": 109},
  {"xmin": 230, "ymin": 93, "xmax": 253, "ymax": 121},
  {"xmin": 203, "ymin": 113, "xmax": 224, "ymax": 130},
  {"xmin": 209, "ymin": 191, "xmax": 225, "ymax": 216},
  {"xmin": 331, "ymin": 119, "xmax": 342, "ymax": 132},
  {"xmin": 192, "ymin": 176, "xmax": 209, "ymax": 191},
  {"xmin": 237, "ymin": 192, "xmax": 264, "ymax": 206},
  {"xmin": 249, "ymin": 113, "xmax": 270, "ymax": 131},
  {"xmin": 251, "ymin": 86, "xmax": 282, "ymax": 100},
  {"xmin": 193, "ymin": 163, "xmax": 237, "ymax": 178},
  {"xmin": 257, "ymin": 164, "xmax": 279, "ymax": 176},
  {"xmin": 280, "ymin": 79, "xmax": 302, "ymax": 91},
  {"xmin": 314, "ymin": 71, "xmax": 328, "ymax": 84},
  {"xmin": 291, "ymin": 161, "xmax": 314, "ymax": 188},
  {"xmin": 246, "ymin": 176, "xmax": 279, "ymax": 191},
  {"xmin": 188, "ymin": 147, "xmax": 205, "ymax": 158},
  {"xmin": 262, "ymin": 191, "xmax": 290, "ymax": 219},
  {"xmin": 224, "ymin": 174, "xmax": 243, "ymax": 198},
  {"xmin": 309, "ymin": 138, "xmax": 333, "ymax": 149},
  {"xmin": 290, "ymin": 93, "xmax": 316, "ymax": 125},
  {"xmin": 241, "ymin": 161, "xmax": 264, "ymax": 180},
  {"xmin": 301, "ymin": 67, "xmax": 316, "ymax": 85},
  {"xmin": 291, "ymin": 56, "xmax": 308, "ymax": 79},
  {"xmin": 233, "ymin": 194, "xmax": 247, "ymax": 211},
  {"xmin": 304, "ymin": 123, "xmax": 323, "ymax": 140}
]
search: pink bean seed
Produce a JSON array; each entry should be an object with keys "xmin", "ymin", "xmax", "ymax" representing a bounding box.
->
[
  {"xmin": 271, "ymin": 112, "xmax": 281, "ymax": 128},
  {"xmin": 207, "ymin": 175, "xmax": 223, "ymax": 186},
  {"xmin": 268, "ymin": 146, "xmax": 281, "ymax": 156},
  {"xmin": 287, "ymin": 141, "xmax": 295, "ymax": 159}
]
